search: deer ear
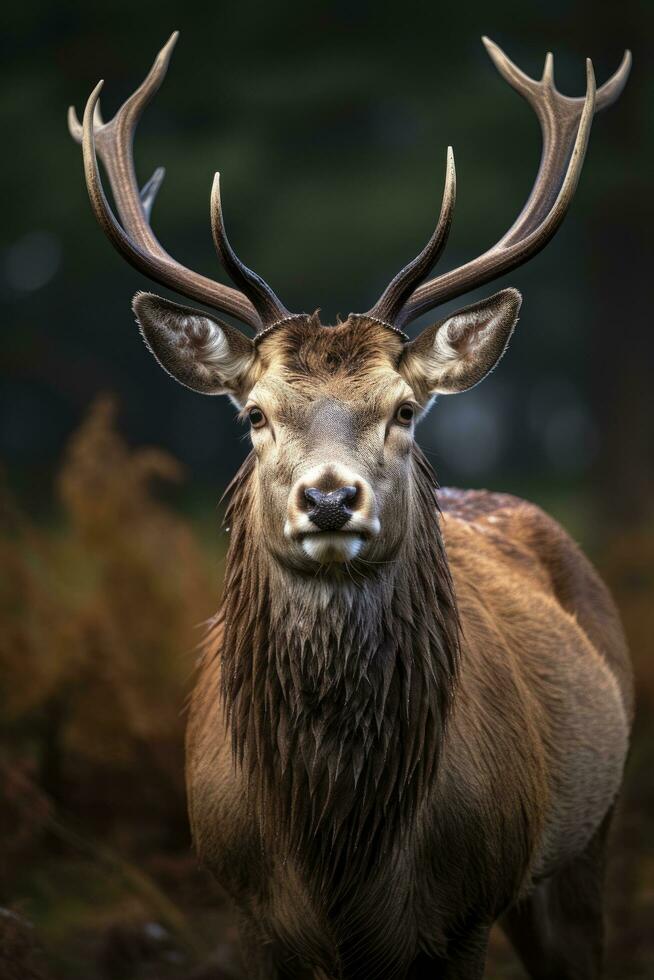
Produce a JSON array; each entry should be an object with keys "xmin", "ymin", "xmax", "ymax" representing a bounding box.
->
[
  {"xmin": 400, "ymin": 289, "xmax": 521, "ymax": 398},
  {"xmin": 133, "ymin": 292, "xmax": 256, "ymax": 399}
]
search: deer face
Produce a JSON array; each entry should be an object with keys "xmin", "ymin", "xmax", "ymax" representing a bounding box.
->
[
  {"xmin": 235, "ymin": 317, "xmax": 414, "ymax": 569},
  {"xmin": 71, "ymin": 34, "xmax": 628, "ymax": 568},
  {"xmin": 134, "ymin": 290, "xmax": 520, "ymax": 569}
]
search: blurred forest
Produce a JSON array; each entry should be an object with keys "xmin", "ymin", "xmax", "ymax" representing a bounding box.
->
[
  {"xmin": 1, "ymin": 0, "xmax": 653, "ymax": 977},
  {"xmin": 1, "ymin": 401, "xmax": 653, "ymax": 979}
]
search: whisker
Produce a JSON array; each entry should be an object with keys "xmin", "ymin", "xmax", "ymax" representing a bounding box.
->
[{"xmin": 356, "ymin": 555, "xmax": 398, "ymax": 567}]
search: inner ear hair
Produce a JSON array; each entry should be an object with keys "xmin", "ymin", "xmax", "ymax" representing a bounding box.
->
[
  {"xmin": 132, "ymin": 292, "xmax": 255, "ymax": 397},
  {"xmin": 401, "ymin": 288, "xmax": 521, "ymax": 397}
]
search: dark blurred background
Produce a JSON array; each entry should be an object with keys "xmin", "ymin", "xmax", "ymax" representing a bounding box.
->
[{"xmin": 1, "ymin": 1, "xmax": 652, "ymax": 978}]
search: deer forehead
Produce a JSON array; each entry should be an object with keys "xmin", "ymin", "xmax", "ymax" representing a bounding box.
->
[
  {"xmin": 247, "ymin": 318, "xmax": 412, "ymax": 421},
  {"xmin": 250, "ymin": 372, "xmax": 411, "ymax": 426},
  {"xmin": 257, "ymin": 316, "xmax": 405, "ymax": 373}
]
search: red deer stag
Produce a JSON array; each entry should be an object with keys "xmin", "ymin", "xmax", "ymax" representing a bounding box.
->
[{"xmin": 70, "ymin": 34, "xmax": 633, "ymax": 980}]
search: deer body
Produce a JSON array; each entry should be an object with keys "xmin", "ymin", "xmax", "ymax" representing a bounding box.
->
[
  {"xmin": 185, "ymin": 327, "xmax": 631, "ymax": 980},
  {"xmin": 70, "ymin": 32, "xmax": 633, "ymax": 979}
]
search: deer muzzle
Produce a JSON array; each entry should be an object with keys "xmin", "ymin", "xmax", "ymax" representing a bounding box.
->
[{"xmin": 285, "ymin": 464, "xmax": 380, "ymax": 564}]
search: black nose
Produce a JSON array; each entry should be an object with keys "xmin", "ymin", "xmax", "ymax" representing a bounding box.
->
[{"xmin": 304, "ymin": 486, "xmax": 357, "ymax": 532}]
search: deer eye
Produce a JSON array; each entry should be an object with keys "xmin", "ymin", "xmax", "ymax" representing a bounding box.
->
[
  {"xmin": 248, "ymin": 406, "xmax": 267, "ymax": 429},
  {"xmin": 395, "ymin": 402, "xmax": 415, "ymax": 426}
]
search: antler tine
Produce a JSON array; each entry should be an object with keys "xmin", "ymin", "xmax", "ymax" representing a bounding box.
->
[
  {"xmin": 68, "ymin": 88, "xmax": 160, "ymax": 222},
  {"xmin": 542, "ymin": 52, "xmax": 555, "ymax": 88},
  {"xmin": 593, "ymin": 48, "xmax": 632, "ymax": 110},
  {"xmin": 139, "ymin": 167, "xmax": 166, "ymax": 221},
  {"xmin": 68, "ymin": 100, "xmax": 104, "ymax": 139},
  {"xmin": 77, "ymin": 80, "xmax": 262, "ymax": 329},
  {"xmin": 210, "ymin": 173, "xmax": 291, "ymax": 328},
  {"xmin": 496, "ymin": 54, "xmax": 597, "ymax": 249},
  {"xmin": 485, "ymin": 37, "xmax": 627, "ymax": 248},
  {"xmin": 366, "ymin": 147, "xmax": 456, "ymax": 324},
  {"xmin": 395, "ymin": 39, "xmax": 631, "ymax": 328},
  {"xmin": 70, "ymin": 32, "xmax": 180, "ymax": 254},
  {"xmin": 481, "ymin": 36, "xmax": 543, "ymax": 98},
  {"xmin": 69, "ymin": 34, "xmax": 273, "ymax": 332},
  {"xmin": 78, "ymin": 80, "xmax": 257, "ymax": 328},
  {"xmin": 485, "ymin": 38, "xmax": 631, "ymax": 114}
]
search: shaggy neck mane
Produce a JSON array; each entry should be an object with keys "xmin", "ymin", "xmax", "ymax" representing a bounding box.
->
[{"xmin": 214, "ymin": 445, "xmax": 460, "ymax": 887}]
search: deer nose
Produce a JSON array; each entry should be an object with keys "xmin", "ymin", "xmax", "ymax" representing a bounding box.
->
[{"xmin": 304, "ymin": 486, "xmax": 358, "ymax": 531}]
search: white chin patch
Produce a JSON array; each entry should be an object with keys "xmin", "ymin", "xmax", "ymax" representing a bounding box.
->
[{"xmin": 301, "ymin": 533, "xmax": 363, "ymax": 564}]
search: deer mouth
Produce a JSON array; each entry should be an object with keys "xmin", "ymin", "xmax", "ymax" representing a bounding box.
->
[
  {"xmin": 298, "ymin": 530, "xmax": 365, "ymax": 564},
  {"xmin": 284, "ymin": 501, "xmax": 380, "ymax": 564}
]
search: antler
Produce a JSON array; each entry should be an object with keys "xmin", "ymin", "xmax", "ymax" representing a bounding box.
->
[
  {"xmin": 366, "ymin": 147, "xmax": 456, "ymax": 324},
  {"xmin": 68, "ymin": 33, "xmax": 291, "ymax": 333},
  {"xmin": 379, "ymin": 38, "xmax": 631, "ymax": 329}
]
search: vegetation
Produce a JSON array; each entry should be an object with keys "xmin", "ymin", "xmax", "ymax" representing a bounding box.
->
[
  {"xmin": 1, "ymin": 401, "xmax": 652, "ymax": 978},
  {"xmin": 2, "ymin": 2, "xmax": 652, "ymax": 974}
]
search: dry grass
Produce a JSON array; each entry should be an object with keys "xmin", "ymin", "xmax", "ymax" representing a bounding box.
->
[{"xmin": 1, "ymin": 398, "xmax": 652, "ymax": 979}]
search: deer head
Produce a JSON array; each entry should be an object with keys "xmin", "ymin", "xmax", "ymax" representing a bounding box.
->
[{"xmin": 69, "ymin": 34, "xmax": 630, "ymax": 570}]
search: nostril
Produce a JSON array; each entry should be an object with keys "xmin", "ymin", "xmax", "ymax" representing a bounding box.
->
[
  {"xmin": 303, "ymin": 487, "xmax": 323, "ymax": 509},
  {"xmin": 339, "ymin": 485, "xmax": 358, "ymax": 506},
  {"xmin": 303, "ymin": 485, "xmax": 358, "ymax": 532}
]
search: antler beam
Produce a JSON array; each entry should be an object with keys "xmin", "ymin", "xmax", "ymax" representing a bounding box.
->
[
  {"xmin": 69, "ymin": 33, "xmax": 290, "ymax": 333},
  {"xmin": 387, "ymin": 39, "xmax": 631, "ymax": 328},
  {"xmin": 366, "ymin": 147, "xmax": 456, "ymax": 324}
]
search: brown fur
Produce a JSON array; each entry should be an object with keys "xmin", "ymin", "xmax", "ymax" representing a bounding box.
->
[
  {"xmin": 75, "ymin": 33, "xmax": 633, "ymax": 975},
  {"xmin": 180, "ymin": 316, "xmax": 632, "ymax": 980}
]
